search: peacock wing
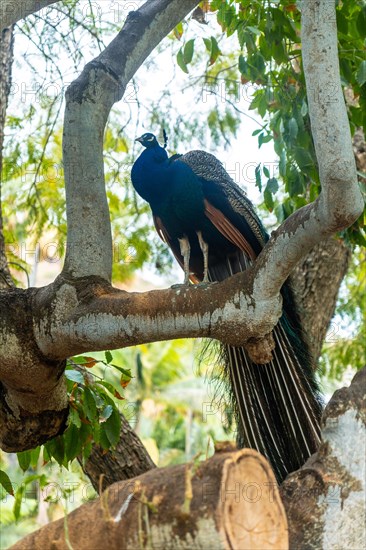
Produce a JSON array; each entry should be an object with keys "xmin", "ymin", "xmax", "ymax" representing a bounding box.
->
[{"xmin": 179, "ymin": 150, "xmax": 268, "ymax": 252}]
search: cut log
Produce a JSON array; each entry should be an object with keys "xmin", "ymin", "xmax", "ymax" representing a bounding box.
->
[{"xmin": 11, "ymin": 449, "xmax": 288, "ymax": 550}]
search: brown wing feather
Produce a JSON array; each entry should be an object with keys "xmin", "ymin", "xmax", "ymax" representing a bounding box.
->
[{"xmin": 204, "ymin": 199, "xmax": 257, "ymax": 261}]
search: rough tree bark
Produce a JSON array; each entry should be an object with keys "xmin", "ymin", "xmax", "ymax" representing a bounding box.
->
[
  {"xmin": 11, "ymin": 449, "xmax": 288, "ymax": 550},
  {"xmin": 0, "ymin": 26, "xmax": 14, "ymax": 289},
  {"xmin": 0, "ymin": 1, "xmax": 57, "ymax": 30},
  {"xmin": 291, "ymin": 237, "xmax": 351, "ymax": 363},
  {"xmin": 281, "ymin": 366, "xmax": 366, "ymax": 549},
  {"xmin": 78, "ymin": 412, "xmax": 156, "ymax": 493}
]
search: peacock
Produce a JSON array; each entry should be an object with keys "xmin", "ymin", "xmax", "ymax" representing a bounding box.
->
[{"xmin": 131, "ymin": 131, "xmax": 323, "ymax": 482}]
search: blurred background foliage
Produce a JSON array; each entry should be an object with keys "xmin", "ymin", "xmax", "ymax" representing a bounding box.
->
[{"xmin": 1, "ymin": 0, "xmax": 365, "ymax": 545}]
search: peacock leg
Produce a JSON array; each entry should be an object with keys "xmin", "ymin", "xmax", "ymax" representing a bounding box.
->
[
  {"xmin": 179, "ymin": 236, "xmax": 191, "ymax": 285},
  {"xmin": 197, "ymin": 231, "xmax": 209, "ymax": 284}
]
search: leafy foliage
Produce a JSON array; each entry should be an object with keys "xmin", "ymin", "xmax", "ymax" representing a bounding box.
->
[{"xmin": 320, "ymin": 248, "xmax": 366, "ymax": 379}]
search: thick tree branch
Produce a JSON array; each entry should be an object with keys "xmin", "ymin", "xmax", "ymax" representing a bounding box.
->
[
  {"xmin": 33, "ymin": 271, "xmax": 282, "ymax": 360},
  {"xmin": 251, "ymin": 0, "xmax": 363, "ymax": 303},
  {"xmin": 62, "ymin": 0, "xmax": 200, "ymax": 280},
  {"xmin": 0, "ymin": 0, "xmax": 59, "ymax": 31}
]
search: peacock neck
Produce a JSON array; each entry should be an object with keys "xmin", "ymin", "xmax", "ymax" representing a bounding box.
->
[{"xmin": 131, "ymin": 145, "xmax": 171, "ymax": 207}]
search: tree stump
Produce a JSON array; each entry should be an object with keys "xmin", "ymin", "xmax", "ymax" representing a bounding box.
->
[{"xmin": 11, "ymin": 449, "xmax": 288, "ymax": 549}]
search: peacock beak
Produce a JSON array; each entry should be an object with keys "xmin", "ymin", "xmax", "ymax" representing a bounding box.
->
[{"xmin": 135, "ymin": 136, "xmax": 144, "ymax": 143}]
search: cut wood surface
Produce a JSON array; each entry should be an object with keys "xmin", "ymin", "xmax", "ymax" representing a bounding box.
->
[{"xmin": 11, "ymin": 449, "xmax": 288, "ymax": 550}]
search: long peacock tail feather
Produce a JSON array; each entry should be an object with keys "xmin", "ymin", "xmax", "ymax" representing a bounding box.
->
[{"xmin": 208, "ymin": 251, "xmax": 323, "ymax": 482}]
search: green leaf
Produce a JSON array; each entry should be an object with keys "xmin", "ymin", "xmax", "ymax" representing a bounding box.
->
[
  {"xmin": 104, "ymin": 409, "xmax": 121, "ymax": 447},
  {"xmin": 264, "ymin": 188, "xmax": 274, "ymax": 212},
  {"xmin": 258, "ymin": 133, "xmax": 272, "ymax": 147},
  {"xmin": 288, "ymin": 117, "xmax": 298, "ymax": 140},
  {"xmin": 294, "ymin": 147, "xmax": 314, "ymax": 170},
  {"xmin": 173, "ymin": 22, "xmax": 183, "ymax": 40},
  {"xmin": 275, "ymin": 203, "xmax": 285, "ymax": 223},
  {"xmin": 209, "ymin": 36, "xmax": 221, "ymax": 65},
  {"xmin": 238, "ymin": 54, "xmax": 248, "ymax": 75},
  {"xmin": 68, "ymin": 406, "xmax": 81, "ymax": 428},
  {"xmin": 356, "ymin": 8, "xmax": 366, "ymax": 38},
  {"xmin": 0, "ymin": 470, "xmax": 14, "ymax": 496},
  {"xmin": 177, "ymin": 48, "xmax": 188, "ymax": 74},
  {"xmin": 84, "ymin": 388, "xmax": 98, "ymax": 422},
  {"xmin": 65, "ymin": 370, "xmax": 84, "ymax": 384},
  {"xmin": 255, "ymin": 164, "xmax": 262, "ymax": 191},
  {"xmin": 356, "ymin": 61, "xmax": 366, "ymax": 86},
  {"xmin": 17, "ymin": 450, "xmax": 31, "ymax": 472},
  {"xmin": 266, "ymin": 177, "xmax": 279, "ymax": 194},
  {"xmin": 111, "ymin": 364, "xmax": 132, "ymax": 381},
  {"xmin": 301, "ymin": 100, "xmax": 308, "ymax": 117},
  {"xmin": 100, "ymin": 404, "xmax": 113, "ymax": 423},
  {"xmin": 96, "ymin": 380, "xmax": 123, "ymax": 399},
  {"xmin": 336, "ymin": 10, "xmax": 348, "ymax": 35},
  {"xmin": 65, "ymin": 423, "xmax": 81, "ymax": 462},
  {"xmin": 13, "ymin": 485, "xmax": 25, "ymax": 520},
  {"xmin": 184, "ymin": 39, "xmax": 195, "ymax": 65},
  {"xmin": 203, "ymin": 37, "xmax": 211, "ymax": 52},
  {"xmin": 263, "ymin": 166, "xmax": 270, "ymax": 178},
  {"xmin": 99, "ymin": 425, "xmax": 111, "ymax": 450},
  {"xmin": 30, "ymin": 447, "xmax": 41, "ymax": 468},
  {"xmin": 247, "ymin": 26, "xmax": 262, "ymax": 36},
  {"xmin": 287, "ymin": 167, "xmax": 304, "ymax": 197},
  {"xmin": 44, "ymin": 437, "xmax": 65, "ymax": 466},
  {"xmin": 105, "ymin": 350, "xmax": 113, "ymax": 364}
]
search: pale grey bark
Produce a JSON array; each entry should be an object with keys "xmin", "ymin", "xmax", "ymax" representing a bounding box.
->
[
  {"xmin": 32, "ymin": 274, "xmax": 282, "ymax": 360},
  {"xmin": 0, "ymin": 0, "xmax": 58, "ymax": 31},
  {"xmin": 281, "ymin": 367, "xmax": 366, "ymax": 549},
  {"xmin": 0, "ymin": 27, "xmax": 14, "ymax": 288}
]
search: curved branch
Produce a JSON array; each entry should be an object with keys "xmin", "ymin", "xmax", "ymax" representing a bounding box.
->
[
  {"xmin": 62, "ymin": 0, "xmax": 200, "ymax": 280},
  {"xmin": 1, "ymin": 0, "xmax": 59, "ymax": 31},
  {"xmin": 251, "ymin": 0, "xmax": 363, "ymax": 303},
  {"xmin": 33, "ymin": 272, "xmax": 282, "ymax": 360}
]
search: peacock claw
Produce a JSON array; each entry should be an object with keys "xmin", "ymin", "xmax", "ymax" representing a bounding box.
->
[{"xmin": 195, "ymin": 281, "xmax": 218, "ymax": 288}]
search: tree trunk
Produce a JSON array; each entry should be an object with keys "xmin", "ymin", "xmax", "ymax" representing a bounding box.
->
[
  {"xmin": 0, "ymin": 26, "xmax": 14, "ymax": 289},
  {"xmin": 79, "ymin": 412, "xmax": 156, "ymax": 493},
  {"xmin": 280, "ymin": 366, "xmax": 366, "ymax": 549},
  {"xmin": 291, "ymin": 237, "xmax": 351, "ymax": 363},
  {"xmin": 11, "ymin": 449, "xmax": 288, "ymax": 550}
]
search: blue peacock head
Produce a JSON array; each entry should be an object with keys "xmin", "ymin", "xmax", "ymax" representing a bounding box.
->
[{"xmin": 135, "ymin": 133, "xmax": 159, "ymax": 148}]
